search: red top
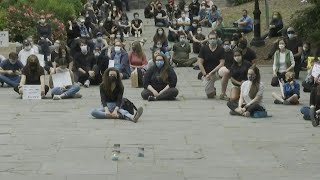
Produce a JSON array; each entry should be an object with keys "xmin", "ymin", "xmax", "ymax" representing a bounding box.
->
[{"xmin": 129, "ymin": 52, "xmax": 148, "ymax": 67}]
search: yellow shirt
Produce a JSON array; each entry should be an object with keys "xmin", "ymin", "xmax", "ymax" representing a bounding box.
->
[{"xmin": 307, "ymin": 56, "xmax": 315, "ymax": 69}]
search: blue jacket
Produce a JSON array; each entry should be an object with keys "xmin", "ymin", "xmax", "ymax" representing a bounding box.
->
[
  {"xmin": 283, "ymin": 81, "xmax": 300, "ymax": 98},
  {"xmin": 110, "ymin": 49, "xmax": 131, "ymax": 78}
]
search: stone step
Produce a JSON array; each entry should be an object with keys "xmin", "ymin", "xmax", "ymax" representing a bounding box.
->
[{"xmin": 128, "ymin": 0, "xmax": 227, "ymax": 9}]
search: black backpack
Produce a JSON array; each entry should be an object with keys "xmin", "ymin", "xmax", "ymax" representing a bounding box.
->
[{"xmin": 121, "ymin": 98, "xmax": 137, "ymax": 115}]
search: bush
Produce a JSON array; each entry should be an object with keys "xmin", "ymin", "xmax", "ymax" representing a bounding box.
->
[
  {"xmin": 291, "ymin": 2, "xmax": 320, "ymax": 45},
  {"xmin": 227, "ymin": 0, "xmax": 254, "ymax": 6}
]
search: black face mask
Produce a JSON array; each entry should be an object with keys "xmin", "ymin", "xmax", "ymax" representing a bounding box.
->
[
  {"xmin": 109, "ymin": 76, "xmax": 117, "ymax": 82},
  {"xmin": 238, "ymin": 43, "xmax": 247, "ymax": 49},
  {"xmin": 30, "ymin": 64, "xmax": 37, "ymax": 70}
]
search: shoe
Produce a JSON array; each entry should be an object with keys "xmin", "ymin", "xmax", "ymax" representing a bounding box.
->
[
  {"xmin": 148, "ymin": 96, "xmax": 156, "ymax": 101},
  {"xmin": 72, "ymin": 93, "xmax": 82, "ymax": 98},
  {"xmin": 135, "ymin": 33, "xmax": 138, "ymax": 38},
  {"xmin": 219, "ymin": 94, "xmax": 229, "ymax": 101},
  {"xmin": 283, "ymin": 100, "xmax": 291, "ymax": 105},
  {"xmin": 84, "ymin": 80, "xmax": 90, "ymax": 88},
  {"xmin": 229, "ymin": 110, "xmax": 238, "ymax": 116},
  {"xmin": 193, "ymin": 65, "xmax": 200, "ymax": 70},
  {"xmin": 53, "ymin": 95, "xmax": 61, "ymax": 100},
  {"xmin": 132, "ymin": 107, "xmax": 143, "ymax": 123},
  {"xmin": 310, "ymin": 106, "xmax": 319, "ymax": 127},
  {"xmin": 138, "ymin": 33, "xmax": 141, "ymax": 37},
  {"xmin": 242, "ymin": 111, "xmax": 250, "ymax": 117},
  {"xmin": 274, "ymin": 99, "xmax": 283, "ymax": 104}
]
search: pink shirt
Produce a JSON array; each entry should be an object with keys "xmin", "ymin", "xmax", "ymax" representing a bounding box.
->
[{"xmin": 129, "ymin": 52, "xmax": 148, "ymax": 67}]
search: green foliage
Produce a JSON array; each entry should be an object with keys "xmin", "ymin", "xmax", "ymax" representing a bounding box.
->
[
  {"xmin": 227, "ymin": 0, "xmax": 255, "ymax": 6},
  {"xmin": 0, "ymin": 10, "xmax": 7, "ymax": 30},
  {"xmin": 291, "ymin": 3, "xmax": 320, "ymax": 45}
]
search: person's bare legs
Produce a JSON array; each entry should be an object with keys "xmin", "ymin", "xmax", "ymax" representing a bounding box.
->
[
  {"xmin": 230, "ymin": 87, "xmax": 240, "ymax": 102},
  {"xmin": 272, "ymin": 92, "xmax": 284, "ymax": 102},
  {"xmin": 219, "ymin": 67, "xmax": 230, "ymax": 96},
  {"xmin": 286, "ymin": 94, "xmax": 299, "ymax": 104}
]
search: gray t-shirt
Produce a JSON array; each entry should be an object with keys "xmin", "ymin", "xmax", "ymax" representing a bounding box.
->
[{"xmin": 240, "ymin": 80, "xmax": 264, "ymax": 106}]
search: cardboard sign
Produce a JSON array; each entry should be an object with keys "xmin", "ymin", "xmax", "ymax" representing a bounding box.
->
[
  {"xmin": 0, "ymin": 31, "xmax": 9, "ymax": 47},
  {"xmin": 312, "ymin": 62, "xmax": 320, "ymax": 78},
  {"xmin": 22, "ymin": 85, "xmax": 41, "ymax": 100},
  {"xmin": 108, "ymin": 60, "xmax": 115, "ymax": 68},
  {"xmin": 20, "ymin": 53, "xmax": 46, "ymax": 67},
  {"xmin": 52, "ymin": 71, "xmax": 72, "ymax": 87}
]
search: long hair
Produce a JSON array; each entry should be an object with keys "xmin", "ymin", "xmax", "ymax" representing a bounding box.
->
[
  {"xmin": 154, "ymin": 54, "xmax": 170, "ymax": 83},
  {"xmin": 248, "ymin": 64, "xmax": 261, "ymax": 99},
  {"xmin": 101, "ymin": 67, "xmax": 124, "ymax": 97},
  {"xmin": 232, "ymin": 48, "xmax": 243, "ymax": 65},
  {"xmin": 131, "ymin": 41, "xmax": 144, "ymax": 58},
  {"xmin": 153, "ymin": 27, "xmax": 167, "ymax": 44},
  {"xmin": 272, "ymin": 11, "xmax": 282, "ymax": 20},
  {"xmin": 25, "ymin": 55, "xmax": 41, "ymax": 77},
  {"xmin": 58, "ymin": 42, "xmax": 72, "ymax": 62}
]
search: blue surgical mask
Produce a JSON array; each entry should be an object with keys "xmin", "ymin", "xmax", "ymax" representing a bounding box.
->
[{"xmin": 155, "ymin": 60, "xmax": 164, "ymax": 68}]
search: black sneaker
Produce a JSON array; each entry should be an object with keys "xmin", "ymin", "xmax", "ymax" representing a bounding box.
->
[
  {"xmin": 132, "ymin": 107, "xmax": 143, "ymax": 123},
  {"xmin": 148, "ymin": 96, "xmax": 156, "ymax": 101},
  {"xmin": 229, "ymin": 110, "xmax": 238, "ymax": 116},
  {"xmin": 310, "ymin": 106, "xmax": 319, "ymax": 127},
  {"xmin": 283, "ymin": 100, "xmax": 291, "ymax": 105},
  {"xmin": 274, "ymin": 100, "xmax": 283, "ymax": 104}
]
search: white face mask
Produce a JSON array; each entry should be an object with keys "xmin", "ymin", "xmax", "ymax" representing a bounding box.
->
[
  {"xmin": 81, "ymin": 45, "xmax": 88, "ymax": 54},
  {"xmin": 288, "ymin": 34, "xmax": 294, "ymax": 39},
  {"xmin": 156, "ymin": 44, "xmax": 162, "ymax": 48},
  {"xmin": 114, "ymin": 46, "xmax": 121, "ymax": 53},
  {"xmin": 158, "ymin": 31, "xmax": 163, "ymax": 35},
  {"xmin": 25, "ymin": 46, "xmax": 31, "ymax": 51},
  {"xmin": 197, "ymin": 31, "xmax": 202, "ymax": 34},
  {"xmin": 223, "ymin": 45, "xmax": 231, "ymax": 51},
  {"xmin": 303, "ymin": 47, "xmax": 308, "ymax": 51},
  {"xmin": 184, "ymin": 8, "xmax": 189, "ymax": 12},
  {"xmin": 40, "ymin": 19, "xmax": 45, "ymax": 24},
  {"xmin": 279, "ymin": 44, "xmax": 285, "ymax": 49}
]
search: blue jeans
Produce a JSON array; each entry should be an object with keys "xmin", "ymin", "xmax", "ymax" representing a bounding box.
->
[
  {"xmin": 91, "ymin": 102, "xmax": 133, "ymax": 120},
  {"xmin": 51, "ymin": 85, "xmax": 80, "ymax": 97},
  {"xmin": 0, "ymin": 74, "xmax": 20, "ymax": 87},
  {"xmin": 301, "ymin": 106, "xmax": 311, "ymax": 120}
]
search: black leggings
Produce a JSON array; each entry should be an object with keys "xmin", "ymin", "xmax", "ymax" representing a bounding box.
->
[
  {"xmin": 227, "ymin": 101, "xmax": 265, "ymax": 115},
  {"xmin": 141, "ymin": 88, "xmax": 179, "ymax": 100}
]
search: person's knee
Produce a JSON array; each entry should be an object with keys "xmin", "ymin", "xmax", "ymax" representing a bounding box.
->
[
  {"xmin": 271, "ymin": 79, "xmax": 278, "ymax": 87},
  {"xmin": 141, "ymin": 90, "xmax": 149, "ymax": 100},
  {"xmin": 171, "ymin": 88, "xmax": 179, "ymax": 97},
  {"xmin": 74, "ymin": 85, "xmax": 81, "ymax": 91}
]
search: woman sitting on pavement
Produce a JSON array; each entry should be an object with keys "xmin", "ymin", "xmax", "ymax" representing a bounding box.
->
[
  {"xmin": 271, "ymin": 38, "xmax": 295, "ymax": 87},
  {"xmin": 227, "ymin": 65, "xmax": 266, "ymax": 117},
  {"xmin": 49, "ymin": 57, "xmax": 82, "ymax": 100},
  {"xmin": 141, "ymin": 54, "xmax": 179, "ymax": 101},
  {"xmin": 14, "ymin": 55, "xmax": 49, "ymax": 98},
  {"xmin": 272, "ymin": 71, "xmax": 300, "ymax": 105},
  {"xmin": 229, "ymin": 48, "xmax": 252, "ymax": 102},
  {"xmin": 91, "ymin": 67, "xmax": 143, "ymax": 122},
  {"xmin": 302, "ymin": 48, "xmax": 320, "ymax": 92},
  {"xmin": 129, "ymin": 41, "xmax": 148, "ymax": 70},
  {"xmin": 262, "ymin": 11, "xmax": 283, "ymax": 40}
]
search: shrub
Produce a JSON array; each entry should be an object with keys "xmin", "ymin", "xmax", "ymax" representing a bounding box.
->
[
  {"xmin": 227, "ymin": 0, "xmax": 254, "ymax": 6},
  {"xmin": 291, "ymin": 1, "xmax": 320, "ymax": 45}
]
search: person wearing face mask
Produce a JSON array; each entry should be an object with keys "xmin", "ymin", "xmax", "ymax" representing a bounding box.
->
[
  {"xmin": 227, "ymin": 65, "xmax": 266, "ymax": 117},
  {"xmin": 91, "ymin": 68, "xmax": 143, "ymax": 122},
  {"xmin": 118, "ymin": 13, "xmax": 130, "ymax": 38},
  {"xmin": 300, "ymin": 74, "xmax": 320, "ymax": 126},
  {"xmin": 238, "ymin": 39, "xmax": 257, "ymax": 64},
  {"xmin": 192, "ymin": 27, "xmax": 206, "ymax": 54},
  {"xmin": 223, "ymin": 39, "xmax": 234, "ymax": 70},
  {"xmin": 168, "ymin": 19, "xmax": 182, "ymax": 42},
  {"xmin": 234, "ymin": 9, "xmax": 253, "ymax": 33},
  {"xmin": 198, "ymin": 2, "xmax": 209, "ymax": 27},
  {"xmin": 131, "ymin": 13, "xmax": 143, "ymax": 38},
  {"xmin": 172, "ymin": 33, "xmax": 196, "ymax": 67},
  {"xmin": 302, "ymin": 48, "xmax": 320, "ymax": 93},
  {"xmin": 153, "ymin": 28, "xmax": 169, "ymax": 52},
  {"xmin": 37, "ymin": 15, "xmax": 52, "ymax": 62},
  {"xmin": 271, "ymin": 39, "xmax": 295, "ymax": 87},
  {"xmin": 172, "ymin": 4, "xmax": 182, "ymax": 19},
  {"xmin": 129, "ymin": 41, "xmax": 148, "ymax": 69},
  {"xmin": 272, "ymin": 71, "xmax": 300, "ymax": 105},
  {"xmin": 73, "ymin": 40, "xmax": 97, "ymax": 87},
  {"xmin": 94, "ymin": 21, "xmax": 108, "ymax": 38},
  {"xmin": 94, "ymin": 32, "xmax": 108, "ymax": 51},
  {"xmin": 189, "ymin": 0, "xmax": 200, "ymax": 19},
  {"xmin": 47, "ymin": 40, "xmax": 61, "ymax": 74},
  {"xmin": 26, "ymin": 36, "xmax": 39, "ymax": 54},
  {"xmin": 177, "ymin": 11, "xmax": 191, "ymax": 31},
  {"xmin": 110, "ymin": 40, "xmax": 131, "ymax": 79},
  {"xmin": 18, "ymin": 40, "xmax": 37, "ymax": 66},
  {"xmin": 141, "ymin": 54, "xmax": 179, "ymax": 101},
  {"xmin": 229, "ymin": 48, "xmax": 252, "ymax": 102},
  {"xmin": 0, "ymin": 52, "xmax": 23, "ymax": 88},
  {"xmin": 188, "ymin": 20, "xmax": 200, "ymax": 43},
  {"xmin": 49, "ymin": 57, "xmax": 82, "ymax": 100},
  {"xmin": 53, "ymin": 43, "xmax": 74, "ymax": 74},
  {"xmin": 154, "ymin": 3, "xmax": 168, "ymax": 27},
  {"xmin": 285, "ymin": 27, "xmax": 303, "ymax": 79},
  {"xmin": 211, "ymin": 16, "xmax": 224, "ymax": 36},
  {"xmin": 14, "ymin": 55, "xmax": 49, "ymax": 98},
  {"xmin": 198, "ymin": 32, "xmax": 230, "ymax": 100},
  {"xmin": 115, "ymin": 31, "xmax": 124, "ymax": 43},
  {"xmin": 208, "ymin": 5, "xmax": 221, "ymax": 26},
  {"xmin": 300, "ymin": 42, "xmax": 311, "ymax": 71},
  {"xmin": 262, "ymin": 11, "xmax": 284, "ymax": 40},
  {"xmin": 67, "ymin": 16, "xmax": 81, "ymax": 51}
]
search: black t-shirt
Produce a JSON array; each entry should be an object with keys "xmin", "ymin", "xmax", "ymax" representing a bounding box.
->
[
  {"xmin": 243, "ymin": 48, "xmax": 257, "ymax": 63},
  {"xmin": 224, "ymin": 51, "xmax": 234, "ymax": 69},
  {"xmin": 230, "ymin": 60, "xmax": 252, "ymax": 84},
  {"xmin": 198, "ymin": 45, "xmax": 225, "ymax": 73},
  {"xmin": 131, "ymin": 19, "xmax": 143, "ymax": 28},
  {"xmin": 51, "ymin": 50, "xmax": 58, "ymax": 63},
  {"xmin": 154, "ymin": 9, "xmax": 167, "ymax": 24},
  {"xmin": 22, "ymin": 66, "xmax": 45, "ymax": 85},
  {"xmin": 287, "ymin": 38, "xmax": 303, "ymax": 55}
]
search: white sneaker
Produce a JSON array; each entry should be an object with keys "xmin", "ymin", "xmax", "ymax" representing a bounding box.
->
[
  {"xmin": 135, "ymin": 33, "xmax": 138, "ymax": 38},
  {"xmin": 138, "ymin": 33, "xmax": 141, "ymax": 37},
  {"xmin": 84, "ymin": 80, "xmax": 90, "ymax": 88},
  {"xmin": 53, "ymin": 95, "xmax": 61, "ymax": 100}
]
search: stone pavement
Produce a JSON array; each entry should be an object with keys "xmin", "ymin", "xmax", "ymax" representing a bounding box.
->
[{"xmin": 1, "ymin": 9, "xmax": 320, "ymax": 180}]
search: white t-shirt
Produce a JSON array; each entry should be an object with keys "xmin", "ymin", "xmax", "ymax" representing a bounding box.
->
[
  {"xmin": 241, "ymin": 80, "xmax": 264, "ymax": 106},
  {"xmin": 177, "ymin": 17, "xmax": 190, "ymax": 26},
  {"xmin": 18, "ymin": 49, "xmax": 37, "ymax": 66},
  {"xmin": 272, "ymin": 50, "xmax": 295, "ymax": 73}
]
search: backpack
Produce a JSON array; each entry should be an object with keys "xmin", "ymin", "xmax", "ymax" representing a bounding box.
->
[{"xmin": 121, "ymin": 98, "xmax": 137, "ymax": 115}]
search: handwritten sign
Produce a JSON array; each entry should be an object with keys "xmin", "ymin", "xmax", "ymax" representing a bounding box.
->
[
  {"xmin": 108, "ymin": 60, "xmax": 115, "ymax": 68},
  {"xmin": 52, "ymin": 71, "xmax": 72, "ymax": 87},
  {"xmin": 312, "ymin": 62, "xmax": 320, "ymax": 78},
  {"xmin": 22, "ymin": 85, "xmax": 41, "ymax": 100},
  {"xmin": 0, "ymin": 31, "xmax": 9, "ymax": 47}
]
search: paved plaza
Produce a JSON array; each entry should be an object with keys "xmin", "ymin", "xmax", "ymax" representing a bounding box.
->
[{"xmin": 0, "ymin": 9, "xmax": 320, "ymax": 180}]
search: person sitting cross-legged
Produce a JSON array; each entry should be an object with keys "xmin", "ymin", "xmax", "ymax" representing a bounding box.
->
[
  {"xmin": 172, "ymin": 33, "xmax": 197, "ymax": 67},
  {"xmin": 0, "ymin": 52, "xmax": 23, "ymax": 88}
]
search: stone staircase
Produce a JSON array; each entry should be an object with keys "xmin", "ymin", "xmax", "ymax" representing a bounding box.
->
[{"xmin": 128, "ymin": 0, "xmax": 228, "ymax": 9}]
